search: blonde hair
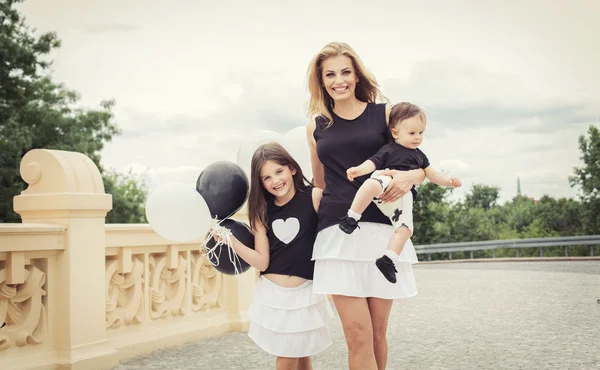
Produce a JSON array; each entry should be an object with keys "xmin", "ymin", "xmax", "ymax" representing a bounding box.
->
[{"xmin": 306, "ymin": 42, "xmax": 387, "ymax": 126}]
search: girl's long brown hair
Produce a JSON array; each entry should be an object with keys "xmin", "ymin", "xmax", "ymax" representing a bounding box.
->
[
  {"xmin": 248, "ymin": 142, "xmax": 312, "ymax": 230},
  {"xmin": 306, "ymin": 41, "xmax": 388, "ymax": 127}
]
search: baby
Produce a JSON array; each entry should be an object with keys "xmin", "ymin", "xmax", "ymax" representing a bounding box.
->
[{"xmin": 339, "ymin": 102, "xmax": 462, "ymax": 283}]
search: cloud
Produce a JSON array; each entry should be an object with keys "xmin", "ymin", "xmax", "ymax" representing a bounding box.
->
[
  {"xmin": 428, "ymin": 101, "xmax": 594, "ymax": 129},
  {"xmin": 439, "ymin": 159, "xmax": 469, "ymax": 173},
  {"xmin": 383, "ymin": 58, "xmax": 599, "ymax": 134},
  {"xmin": 120, "ymin": 163, "xmax": 202, "ymax": 191},
  {"xmin": 102, "ymin": 70, "xmax": 312, "ymax": 190},
  {"xmin": 418, "ymin": 119, "xmax": 584, "ymax": 203},
  {"xmin": 99, "ymin": 65, "xmax": 589, "ymax": 206},
  {"xmin": 142, "ymin": 166, "xmax": 204, "ymax": 191},
  {"xmin": 513, "ymin": 138, "xmax": 556, "ymax": 154},
  {"xmin": 116, "ymin": 70, "xmax": 308, "ymax": 140},
  {"xmin": 117, "ymin": 111, "xmax": 206, "ymax": 139},
  {"xmin": 82, "ymin": 23, "xmax": 143, "ymax": 34}
]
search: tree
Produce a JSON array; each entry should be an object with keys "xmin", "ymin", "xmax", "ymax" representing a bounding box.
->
[
  {"xmin": 464, "ymin": 184, "xmax": 500, "ymax": 210},
  {"xmin": 104, "ymin": 170, "xmax": 148, "ymax": 223},
  {"xmin": 535, "ymin": 196, "xmax": 583, "ymax": 236},
  {"xmin": 569, "ymin": 125, "xmax": 600, "ymax": 233},
  {"xmin": 503, "ymin": 195, "xmax": 539, "ymax": 235},
  {"xmin": 0, "ymin": 0, "xmax": 146, "ymax": 223},
  {"xmin": 451, "ymin": 205, "xmax": 517, "ymax": 243},
  {"xmin": 412, "ymin": 182, "xmax": 454, "ymax": 245}
]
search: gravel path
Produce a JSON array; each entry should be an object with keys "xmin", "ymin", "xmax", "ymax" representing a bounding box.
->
[{"xmin": 111, "ymin": 261, "xmax": 600, "ymax": 369}]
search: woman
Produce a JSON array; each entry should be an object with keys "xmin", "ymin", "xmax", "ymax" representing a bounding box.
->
[{"xmin": 305, "ymin": 42, "xmax": 425, "ymax": 370}]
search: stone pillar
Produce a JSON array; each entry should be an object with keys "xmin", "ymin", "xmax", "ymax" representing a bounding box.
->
[
  {"xmin": 225, "ymin": 209, "xmax": 255, "ymax": 331},
  {"xmin": 13, "ymin": 149, "xmax": 117, "ymax": 369},
  {"xmin": 222, "ymin": 271, "xmax": 255, "ymax": 332}
]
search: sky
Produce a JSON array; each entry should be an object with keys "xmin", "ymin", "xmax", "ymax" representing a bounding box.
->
[{"xmin": 17, "ymin": 0, "xmax": 600, "ymax": 203}]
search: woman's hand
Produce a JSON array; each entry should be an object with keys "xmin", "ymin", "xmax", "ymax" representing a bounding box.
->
[{"xmin": 378, "ymin": 169, "xmax": 415, "ymax": 203}]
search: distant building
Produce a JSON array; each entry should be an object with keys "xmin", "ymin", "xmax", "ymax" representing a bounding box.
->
[{"xmin": 517, "ymin": 177, "xmax": 538, "ymax": 204}]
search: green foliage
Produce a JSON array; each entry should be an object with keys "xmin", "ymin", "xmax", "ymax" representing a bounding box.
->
[
  {"xmin": 569, "ymin": 125, "xmax": 600, "ymax": 199},
  {"xmin": 464, "ymin": 184, "xmax": 500, "ymax": 210},
  {"xmin": 569, "ymin": 125, "xmax": 600, "ymax": 234},
  {"xmin": 534, "ymin": 196, "xmax": 583, "ymax": 236},
  {"xmin": 411, "ymin": 182, "xmax": 453, "ymax": 245},
  {"xmin": 451, "ymin": 207, "xmax": 498, "ymax": 242},
  {"xmin": 413, "ymin": 175, "xmax": 589, "ymax": 259},
  {"xmin": 104, "ymin": 170, "xmax": 148, "ymax": 223},
  {"xmin": 0, "ymin": 0, "xmax": 146, "ymax": 223}
]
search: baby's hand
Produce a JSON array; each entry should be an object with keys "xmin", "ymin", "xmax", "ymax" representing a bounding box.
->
[
  {"xmin": 347, "ymin": 167, "xmax": 359, "ymax": 181},
  {"xmin": 449, "ymin": 177, "xmax": 462, "ymax": 187}
]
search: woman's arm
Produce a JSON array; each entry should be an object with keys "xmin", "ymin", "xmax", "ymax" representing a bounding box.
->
[
  {"xmin": 226, "ymin": 221, "xmax": 270, "ymax": 272},
  {"xmin": 306, "ymin": 119, "xmax": 325, "ymax": 189},
  {"xmin": 378, "ymin": 168, "xmax": 426, "ymax": 203},
  {"xmin": 312, "ymin": 187, "xmax": 323, "ymax": 213},
  {"xmin": 385, "ymin": 103, "xmax": 392, "ymax": 125}
]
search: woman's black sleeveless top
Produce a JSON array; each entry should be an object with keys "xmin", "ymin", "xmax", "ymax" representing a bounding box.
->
[{"xmin": 313, "ymin": 103, "xmax": 392, "ymax": 232}]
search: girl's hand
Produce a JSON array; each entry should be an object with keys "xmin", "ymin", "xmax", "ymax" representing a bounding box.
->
[
  {"xmin": 210, "ymin": 226, "xmax": 232, "ymax": 245},
  {"xmin": 378, "ymin": 169, "xmax": 413, "ymax": 203},
  {"xmin": 210, "ymin": 228, "xmax": 224, "ymax": 244}
]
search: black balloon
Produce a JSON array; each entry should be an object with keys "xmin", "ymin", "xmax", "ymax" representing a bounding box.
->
[
  {"xmin": 196, "ymin": 161, "xmax": 249, "ymax": 219},
  {"xmin": 205, "ymin": 218, "xmax": 254, "ymax": 275}
]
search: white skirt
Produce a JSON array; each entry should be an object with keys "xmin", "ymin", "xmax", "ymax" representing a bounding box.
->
[
  {"xmin": 312, "ymin": 222, "xmax": 419, "ymax": 299},
  {"xmin": 248, "ymin": 276, "xmax": 334, "ymax": 358}
]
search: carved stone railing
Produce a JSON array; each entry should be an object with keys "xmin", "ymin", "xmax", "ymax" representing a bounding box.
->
[
  {"xmin": 0, "ymin": 223, "xmax": 64, "ymax": 366},
  {"xmin": 103, "ymin": 225, "xmax": 253, "ymax": 358},
  {"xmin": 0, "ymin": 149, "xmax": 254, "ymax": 370}
]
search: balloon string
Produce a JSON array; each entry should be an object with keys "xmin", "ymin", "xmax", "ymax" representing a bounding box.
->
[{"xmin": 201, "ymin": 217, "xmax": 244, "ymax": 277}]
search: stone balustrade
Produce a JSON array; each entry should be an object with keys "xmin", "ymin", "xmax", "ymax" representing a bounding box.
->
[{"xmin": 0, "ymin": 149, "xmax": 254, "ymax": 370}]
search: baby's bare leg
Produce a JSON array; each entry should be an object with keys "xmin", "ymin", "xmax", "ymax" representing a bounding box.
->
[
  {"xmin": 387, "ymin": 226, "xmax": 411, "ymax": 256},
  {"xmin": 349, "ymin": 179, "xmax": 383, "ymax": 215},
  {"xmin": 340, "ymin": 178, "xmax": 385, "ymax": 234},
  {"xmin": 375, "ymin": 226, "xmax": 412, "ymax": 284}
]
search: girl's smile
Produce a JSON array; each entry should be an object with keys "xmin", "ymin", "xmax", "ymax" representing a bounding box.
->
[{"xmin": 260, "ymin": 160, "xmax": 297, "ymax": 205}]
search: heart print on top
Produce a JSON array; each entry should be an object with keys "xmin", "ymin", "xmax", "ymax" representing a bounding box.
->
[{"xmin": 272, "ymin": 218, "xmax": 300, "ymax": 244}]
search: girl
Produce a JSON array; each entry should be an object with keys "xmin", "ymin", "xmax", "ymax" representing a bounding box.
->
[{"xmin": 215, "ymin": 142, "xmax": 332, "ymax": 370}]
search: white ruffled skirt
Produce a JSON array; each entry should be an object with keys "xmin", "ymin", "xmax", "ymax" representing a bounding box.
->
[
  {"xmin": 248, "ymin": 276, "xmax": 334, "ymax": 358},
  {"xmin": 312, "ymin": 222, "xmax": 419, "ymax": 299}
]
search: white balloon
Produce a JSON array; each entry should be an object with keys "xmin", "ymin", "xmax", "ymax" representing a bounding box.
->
[
  {"xmin": 235, "ymin": 126, "xmax": 313, "ymax": 183},
  {"xmin": 281, "ymin": 126, "xmax": 313, "ymax": 181},
  {"xmin": 145, "ymin": 182, "xmax": 213, "ymax": 242},
  {"xmin": 236, "ymin": 130, "xmax": 283, "ymax": 178}
]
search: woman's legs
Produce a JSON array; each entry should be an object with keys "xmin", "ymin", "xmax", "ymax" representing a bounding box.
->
[
  {"xmin": 368, "ymin": 298, "xmax": 393, "ymax": 370},
  {"xmin": 333, "ymin": 295, "xmax": 394, "ymax": 370},
  {"xmin": 276, "ymin": 357, "xmax": 298, "ymax": 370},
  {"xmin": 276, "ymin": 356, "xmax": 312, "ymax": 370},
  {"xmin": 332, "ymin": 294, "xmax": 378, "ymax": 370},
  {"xmin": 296, "ymin": 356, "xmax": 313, "ymax": 370}
]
